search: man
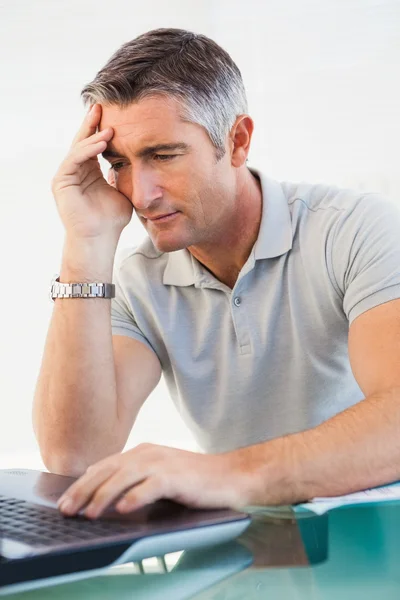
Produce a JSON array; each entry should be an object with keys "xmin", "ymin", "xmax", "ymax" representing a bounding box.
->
[{"xmin": 33, "ymin": 28, "xmax": 400, "ymax": 520}]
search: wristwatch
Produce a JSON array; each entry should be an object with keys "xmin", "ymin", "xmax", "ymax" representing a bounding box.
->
[{"xmin": 50, "ymin": 275, "xmax": 115, "ymax": 301}]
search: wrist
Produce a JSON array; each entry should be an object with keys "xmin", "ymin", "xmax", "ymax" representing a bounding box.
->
[
  {"xmin": 230, "ymin": 435, "xmax": 306, "ymax": 506},
  {"xmin": 60, "ymin": 235, "xmax": 119, "ymax": 282}
]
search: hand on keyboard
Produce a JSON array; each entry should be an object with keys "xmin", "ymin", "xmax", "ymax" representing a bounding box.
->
[{"xmin": 57, "ymin": 443, "xmax": 251, "ymax": 519}]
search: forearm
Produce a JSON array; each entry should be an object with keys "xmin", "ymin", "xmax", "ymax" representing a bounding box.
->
[
  {"xmin": 291, "ymin": 386, "xmax": 400, "ymax": 499},
  {"xmin": 236, "ymin": 386, "xmax": 400, "ymax": 506},
  {"xmin": 33, "ymin": 236, "xmax": 123, "ymax": 475}
]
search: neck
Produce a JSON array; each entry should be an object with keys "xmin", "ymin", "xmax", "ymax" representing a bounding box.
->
[{"xmin": 188, "ymin": 168, "xmax": 263, "ymax": 289}]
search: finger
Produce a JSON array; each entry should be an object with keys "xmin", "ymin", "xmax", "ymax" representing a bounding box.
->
[
  {"xmin": 84, "ymin": 467, "xmax": 148, "ymax": 519},
  {"xmin": 58, "ymin": 138, "xmax": 110, "ymax": 178},
  {"xmin": 71, "ymin": 103, "xmax": 102, "ymax": 147},
  {"xmin": 76, "ymin": 127, "xmax": 113, "ymax": 149},
  {"xmin": 107, "ymin": 167, "xmax": 117, "ymax": 188},
  {"xmin": 58, "ymin": 461, "xmax": 118, "ymax": 515},
  {"xmin": 115, "ymin": 475, "xmax": 168, "ymax": 513},
  {"xmin": 66, "ymin": 126, "xmax": 114, "ymax": 167}
]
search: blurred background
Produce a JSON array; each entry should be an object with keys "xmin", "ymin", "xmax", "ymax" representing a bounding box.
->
[{"xmin": 0, "ymin": 0, "xmax": 399, "ymax": 469}]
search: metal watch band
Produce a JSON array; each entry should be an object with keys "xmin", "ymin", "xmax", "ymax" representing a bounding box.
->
[{"xmin": 50, "ymin": 276, "xmax": 115, "ymax": 301}]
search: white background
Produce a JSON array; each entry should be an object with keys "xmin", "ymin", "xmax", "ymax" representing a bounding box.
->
[{"xmin": 0, "ymin": 0, "xmax": 399, "ymax": 469}]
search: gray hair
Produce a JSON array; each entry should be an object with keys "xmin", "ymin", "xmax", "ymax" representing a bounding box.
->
[{"xmin": 81, "ymin": 28, "xmax": 248, "ymax": 160}]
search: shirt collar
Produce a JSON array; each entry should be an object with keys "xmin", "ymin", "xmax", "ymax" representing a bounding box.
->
[
  {"xmin": 251, "ymin": 168, "xmax": 293, "ymax": 260},
  {"xmin": 163, "ymin": 169, "xmax": 293, "ymax": 287},
  {"xmin": 163, "ymin": 249, "xmax": 196, "ymax": 286}
]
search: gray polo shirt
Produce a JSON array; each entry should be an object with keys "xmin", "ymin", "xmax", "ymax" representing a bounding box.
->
[{"xmin": 111, "ymin": 169, "xmax": 400, "ymax": 453}]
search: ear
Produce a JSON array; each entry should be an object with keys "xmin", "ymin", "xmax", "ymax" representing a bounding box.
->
[{"xmin": 229, "ymin": 115, "xmax": 254, "ymax": 168}]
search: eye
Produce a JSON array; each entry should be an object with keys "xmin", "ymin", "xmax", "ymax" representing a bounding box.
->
[
  {"xmin": 111, "ymin": 162, "xmax": 126, "ymax": 171},
  {"xmin": 153, "ymin": 154, "xmax": 177, "ymax": 162}
]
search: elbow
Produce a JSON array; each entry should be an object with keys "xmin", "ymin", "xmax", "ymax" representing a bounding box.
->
[
  {"xmin": 33, "ymin": 407, "xmax": 125, "ymax": 477},
  {"xmin": 33, "ymin": 419, "xmax": 89, "ymax": 477},
  {"xmin": 42, "ymin": 452, "xmax": 89, "ymax": 477},
  {"xmin": 40, "ymin": 448, "xmax": 90, "ymax": 478},
  {"xmin": 33, "ymin": 412, "xmax": 94, "ymax": 477},
  {"xmin": 37, "ymin": 437, "xmax": 125, "ymax": 478}
]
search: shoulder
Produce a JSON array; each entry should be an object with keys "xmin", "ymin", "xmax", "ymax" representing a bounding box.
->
[
  {"xmin": 280, "ymin": 180, "xmax": 400, "ymax": 236},
  {"xmin": 281, "ymin": 180, "xmax": 369, "ymax": 213}
]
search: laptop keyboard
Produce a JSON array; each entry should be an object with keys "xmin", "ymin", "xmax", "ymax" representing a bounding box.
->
[{"xmin": 0, "ymin": 494, "xmax": 136, "ymax": 549}]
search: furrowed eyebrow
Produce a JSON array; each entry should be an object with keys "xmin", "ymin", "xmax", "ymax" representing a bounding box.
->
[
  {"xmin": 137, "ymin": 143, "xmax": 191, "ymax": 158},
  {"xmin": 101, "ymin": 148, "xmax": 126, "ymax": 161},
  {"xmin": 101, "ymin": 142, "xmax": 190, "ymax": 162}
]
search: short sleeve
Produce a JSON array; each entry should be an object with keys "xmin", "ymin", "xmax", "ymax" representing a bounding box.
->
[
  {"xmin": 111, "ymin": 254, "xmax": 156, "ymax": 354},
  {"xmin": 330, "ymin": 194, "xmax": 400, "ymax": 325}
]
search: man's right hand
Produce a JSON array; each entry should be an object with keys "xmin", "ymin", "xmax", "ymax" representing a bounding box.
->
[{"xmin": 51, "ymin": 104, "xmax": 133, "ymax": 242}]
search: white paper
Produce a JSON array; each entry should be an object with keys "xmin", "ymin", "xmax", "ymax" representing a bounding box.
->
[{"xmin": 298, "ymin": 481, "xmax": 400, "ymax": 515}]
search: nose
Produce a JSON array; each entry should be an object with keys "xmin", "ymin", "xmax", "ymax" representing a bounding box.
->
[{"xmin": 130, "ymin": 166, "xmax": 163, "ymax": 211}]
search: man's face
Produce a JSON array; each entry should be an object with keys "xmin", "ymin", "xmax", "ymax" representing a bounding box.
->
[{"xmin": 99, "ymin": 96, "xmax": 236, "ymax": 252}]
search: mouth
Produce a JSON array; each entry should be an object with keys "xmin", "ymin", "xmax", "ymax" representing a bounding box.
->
[{"xmin": 146, "ymin": 211, "xmax": 180, "ymax": 224}]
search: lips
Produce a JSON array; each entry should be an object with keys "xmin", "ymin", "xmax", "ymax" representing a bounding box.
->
[
  {"xmin": 148, "ymin": 212, "xmax": 176, "ymax": 220},
  {"xmin": 143, "ymin": 211, "xmax": 180, "ymax": 222}
]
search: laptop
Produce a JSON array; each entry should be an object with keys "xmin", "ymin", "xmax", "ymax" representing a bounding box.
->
[{"xmin": 0, "ymin": 469, "xmax": 251, "ymax": 595}]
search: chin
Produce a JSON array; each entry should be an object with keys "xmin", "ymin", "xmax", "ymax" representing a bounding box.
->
[{"xmin": 150, "ymin": 233, "xmax": 191, "ymax": 254}]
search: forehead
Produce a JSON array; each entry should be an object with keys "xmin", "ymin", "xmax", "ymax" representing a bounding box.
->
[
  {"xmin": 98, "ymin": 95, "xmax": 206, "ymax": 148},
  {"xmin": 99, "ymin": 95, "xmax": 182, "ymax": 129}
]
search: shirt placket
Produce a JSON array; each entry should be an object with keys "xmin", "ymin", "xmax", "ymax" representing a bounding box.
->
[{"xmin": 230, "ymin": 282, "xmax": 252, "ymax": 355}]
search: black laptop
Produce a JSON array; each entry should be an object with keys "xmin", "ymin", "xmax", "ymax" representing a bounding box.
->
[{"xmin": 0, "ymin": 469, "xmax": 251, "ymax": 595}]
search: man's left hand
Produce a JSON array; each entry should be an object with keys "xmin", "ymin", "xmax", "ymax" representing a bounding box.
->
[{"xmin": 57, "ymin": 443, "xmax": 253, "ymax": 519}]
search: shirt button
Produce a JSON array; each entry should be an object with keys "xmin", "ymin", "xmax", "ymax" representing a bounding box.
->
[{"xmin": 234, "ymin": 296, "xmax": 242, "ymax": 307}]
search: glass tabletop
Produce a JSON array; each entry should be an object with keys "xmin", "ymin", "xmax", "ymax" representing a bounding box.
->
[{"xmin": 4, "ymin": 501, "xmax": 400, "ymax": 600}]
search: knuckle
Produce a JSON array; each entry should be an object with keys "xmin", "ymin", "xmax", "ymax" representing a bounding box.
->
[
  {"xmin": 122, "ymin": 488, "xmax": 136, "ymax": 503},
  {"xmin": 97, "ymin": 461, "xmax": 115, "ymax": 475},
  {"xmin": 51, "ymin": 172, "xmax": 61, "ymax": 187},
  {"xmin": 86, "ymin": 460, "xmax": 113, "ymax": 478},
  {"xmin": 108, "ymin": 455, "xmax": 122, "ymax": 469},
  {"xmin": 93, "ymin": 487, "xmax": 109, "ymax": 504},
  {"xmin": 136, "ymin": 443, "xmax": 152, "ymax": 452},
  {"xmin": 67, "ymin": 487, "xmax": 82, "ymax": 503},
  {"xmin": 85, "ymin": 464, "xmax": 97, "ymax": 475},
  {"xmin": 154, "ymin": 472, "xmax": 169, "ymax": 494},
  {"xmin": 119, "ymin": 464, "xmax": 133, "ymax": 478},
  {"xmin": 71, "ymin": 138, "xmax": 83, "ymax": 150}
]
